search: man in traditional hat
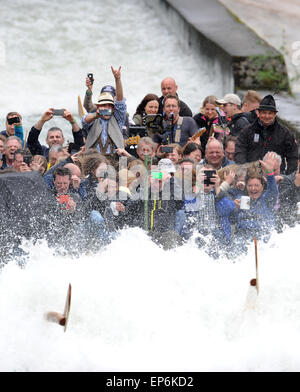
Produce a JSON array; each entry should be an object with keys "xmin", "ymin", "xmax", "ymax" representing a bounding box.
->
[
  {"xmin": 234, "ymin": 95, "xmax": 298, "ymax": 174},
  {"xmin": 82, "ymin": 66, "xmax": 127, "ymax": 155}
]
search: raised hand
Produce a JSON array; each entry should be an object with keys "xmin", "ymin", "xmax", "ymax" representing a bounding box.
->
[
  {"xmin": 259, "ymin": 152, "xmax": 278, "ymax": 174},
  {"xmin": 111, "ymin": 65, "xmax": 121, "ymax": 79},
  {"xmin": 42, "ymin": 109, "xmax": 54, "ymax": 123}
]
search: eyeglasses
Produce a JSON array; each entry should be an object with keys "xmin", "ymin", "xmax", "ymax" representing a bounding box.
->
[{"xmin": 165, "ymin": 105, "xmax": 178, "ymax": 109}]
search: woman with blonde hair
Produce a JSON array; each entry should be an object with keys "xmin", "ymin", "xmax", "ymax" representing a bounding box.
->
[{"xmin": 193, "ymin": 95, "xmax": 228, "ymax": 150}]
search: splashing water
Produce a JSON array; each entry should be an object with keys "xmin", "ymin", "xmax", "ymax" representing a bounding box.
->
[
  {"xmin": 0, "ymin": 0, "xmax": 227, "ymax": 142},
  {"xmin": 0, "ymin": 0, "xmax": 300, "ymax": 372},
  {"xmin": 0, "ymin": 225, "xmax": 300, "ymax": 372}
]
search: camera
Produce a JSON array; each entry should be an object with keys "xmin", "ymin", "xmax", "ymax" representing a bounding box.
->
[
  {"xmin": 7, "ymin": 117, "xmax": 20, "ymax": 125},
  {"xmin": 23, "ymin": 153, "xmax": 33, "ymax": 166},
  {"xmin": 161, "ymin": 146, "xmax": 173, "ymax": 154},
  {"xmin": 203, "ymin": 170, "xmax": 216, "ymax": 186},
  {"xmin": 87, "ymin": 73, "xmax": 94, "ymax": 84},
  {"xmin": 128, "ymin": 125, "xmax": 147, "ymax": 138},
  {"xmin": 53, "ymin": 109, "xmax": 64, "ymax": 116},
  {"xmin": 144, "ymin": 114, "xmax": 164, "ymax": 135},
  {"xmin": 99, "ymin": 109, "xmax": 112, "ymax": 117}
]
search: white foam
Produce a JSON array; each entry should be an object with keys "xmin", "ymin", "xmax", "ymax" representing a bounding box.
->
[
  {"xmin": 1, "ymin": 225, "xmax": 300, "ymax": 371},
  {"xmin": 0, "ymin": 0, "xmax": 226, "ymax": 143}
]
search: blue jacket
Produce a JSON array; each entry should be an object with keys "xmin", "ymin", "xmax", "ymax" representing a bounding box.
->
[
  {"xmin": 234, "ymin": 175, "xmax": 278, "ymax": 239},
  {"xmin": 1, "ymin": 125, "xmax": 24, "ymax": 145},
  {"xmin": 215, "ymin": 194, "xmax": 236, "ymax": 244}
]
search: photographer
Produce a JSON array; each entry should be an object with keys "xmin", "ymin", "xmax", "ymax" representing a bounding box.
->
[
  {"xmin": 11, "ymin": 149, "xmax": 33, "ymax": 173},
  {"xmin": 84, "ymin": 71, "xmax": 116, "ymax": 114},
  {"xmin": 1, "ymin": 112, "xmax": 24, "ymax": 145},
  {"xmin": 153, "ymin": 94, "xmax": 198, "ymax": 150},
  {"xmin": 178, "ymin": 166, "xmax": 233, "ymax": 255},
  {"xmin": 82, "ymin": 66, "xmax": 127, "ymax": 156},
  {"xmin": 27, "ymin": 109, "xmax": 84, "ymax": 161},
  {"xmin": 132, "ymin": 93, "xmax": 160, "ymax": 133}
]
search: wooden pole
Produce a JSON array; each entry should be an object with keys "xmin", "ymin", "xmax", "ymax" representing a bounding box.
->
[
  {"xmin": 78, "ymin": 96, "xmax": 85, "ymax": 118},
  {"xmin": 144, "ymin": 154, "xmax": 149, "ymax": 232},
  {"xmin": 254, "ymin": 237, "xmax": 259, "ymax": 294}
]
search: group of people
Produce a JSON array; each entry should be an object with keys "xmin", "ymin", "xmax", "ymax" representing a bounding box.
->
[{"xmin": 1, "ymin": 65, "xmax": 300, "ymax": 258}]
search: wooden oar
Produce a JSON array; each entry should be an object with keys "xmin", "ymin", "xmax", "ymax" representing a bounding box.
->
[
  {"xmin": 245, "ymin": 238, "xmax": 260, "ymax": 309},
  {"xmin": 78, "ymin": 96, "xmax": 85, "ymax": 118},
  {"xmin": 23, "ymin": 130, "xmax": 29, "ymax": 148},
  {"xmin": 189, "ymin": 127, "xmax": 207, "ymax": 142},
  {"xmin": 250, "ymin": 237, "xmax": 259, "ymax": 294},
  {"xmin": 45, "ymin": 283, "xmax": 72, "ymax": 332}
]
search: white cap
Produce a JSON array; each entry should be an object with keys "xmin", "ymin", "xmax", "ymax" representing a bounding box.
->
[
  {"xmin": 216, "ymin": 93, "xmax": 241, "ymax": 106},
  {"xmin": 158, "ymin": 158, "xmax": 176, "ymax": 173}
]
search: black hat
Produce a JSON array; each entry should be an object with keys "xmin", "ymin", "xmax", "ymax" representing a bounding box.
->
[{"xmin": 258, "ymin": 95, "xmax": 278, "ymax": 112}]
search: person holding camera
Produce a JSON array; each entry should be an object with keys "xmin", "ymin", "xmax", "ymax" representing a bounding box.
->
[
  {"xmin": 84, "ymin": 72, "xmax": 116, "ymax": 114},
  {"xmin": 177, "ymin": 165, "xmax": 232, "ymax": 255},
  {"xmin": 1, "ymin": 112, "xmax": 24, "ymax": 145},
  {"xmin": 82, "ymin": 66, "xmax": 127, "ymax": 156},
  {"xmin": 11, "ymin": 149, "xmax": 33, "ymax": 173},
  {"xmin": 27, "ymin": 108, "xmax": 84, "ymax": 161},
  {"xmin": 133, "ymin": 93, "xmax": 160, "ymax": 125},
  {"xmin": 153, "ymin": 94, "xmax": 198, "ymax": 151}
]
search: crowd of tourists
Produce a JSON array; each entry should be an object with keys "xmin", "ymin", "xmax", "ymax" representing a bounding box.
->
[{"xmin": 1, "ymin": 65, "xmax": 300, "ymax": 258}]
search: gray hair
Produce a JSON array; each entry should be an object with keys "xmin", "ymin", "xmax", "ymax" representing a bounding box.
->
[
  {"xmin": 137, "ymin": 136, "xmax": 155, "ymax": 151},
  {"xmin": 263, "ymin": 151, "xmax": 282, "ymax": 166},
  {"xmin": 49, "ymin": 145, "xmax": 64, "ymax": 153},
  {"xmin": 4, "ymin": 136, "xmax": 23, "ymax": 149},
  {"xmin": 47, "ymin": 127, "xmax": 64, "ymax": 139}
]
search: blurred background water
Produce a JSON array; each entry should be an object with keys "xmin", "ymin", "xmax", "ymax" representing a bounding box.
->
[
  {"xmin": 0, "ymin": 0, "xmax": 300, "ymax": 372},
  {"xmin": 0, "ymin": 0, "xmax": 227, "ymax": 142}
]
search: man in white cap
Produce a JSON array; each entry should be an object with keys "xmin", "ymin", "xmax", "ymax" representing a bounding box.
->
[
  {"xmin": 82, "ymin": 66, "xmax": 127, "ymax": 155},
  {"xmin": 216, "ymin": 93, "xmax": 250, "ymax": 136}
]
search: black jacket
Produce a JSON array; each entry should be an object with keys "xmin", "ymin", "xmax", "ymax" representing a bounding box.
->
[
  {"xmin": 234, "ymin": 118, "xmax": 298, "ymax": 174},
  {"xmin": 227, "ymin": 112, "xmax": 250, "ymax": 136},
  {"xmin": 27, "ymin": 126, "xmax": 85, "ymax": 161},
  {"xmin": 193, "ymin": 113, "xmax": 228, "ymax": 150},
  {"xmin": 128, "ymin": 177, "xmax": 183, "ymax": 233},
  {"xmin": 243, "ymin": 110, "xmax": 258, "ymax": 124}
]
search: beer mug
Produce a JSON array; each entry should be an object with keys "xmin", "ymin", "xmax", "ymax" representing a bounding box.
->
[{"xmin": 240, "ymin": 196, "xmax": 250, "ymax": 210}]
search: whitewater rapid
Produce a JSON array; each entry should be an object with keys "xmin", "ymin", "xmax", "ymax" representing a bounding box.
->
[
  {"xmin": 1, "ymin": 0, "xmax": 300, "ymax": 372},
  {"xmin": 1, "ymin": 225, "xmax": 300, "ymax": 372},
  {"xmin": 0, "ymin": 0, "xmax": 227, "ymax": 144}
]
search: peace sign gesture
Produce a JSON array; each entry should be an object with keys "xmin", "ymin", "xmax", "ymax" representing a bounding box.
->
[{"xmin": 111, "ymin": 65, "xmax": 122, "ymax": 80}]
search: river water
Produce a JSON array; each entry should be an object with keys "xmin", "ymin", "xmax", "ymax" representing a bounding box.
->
[
  {"xmin": 0, "ymin": 0, "xmax": 300, "ymax": 372},
  {"xmin": 0, "ymin": 0, "xmax": 226, "ymax": 142}
]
